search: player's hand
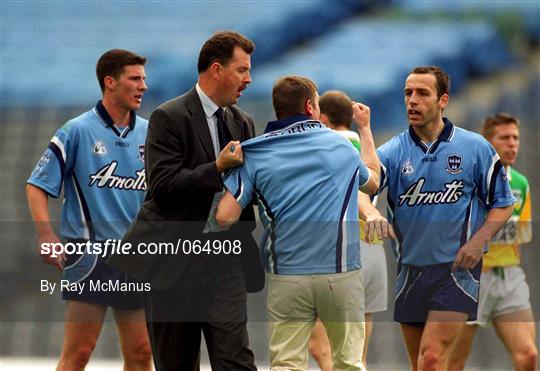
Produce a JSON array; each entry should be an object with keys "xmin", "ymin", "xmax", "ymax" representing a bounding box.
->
[
  {"xmin": 216, "ymin": 141, "xmax": 243, "ymax": 172},
  {"xmin": 365, "ymin": 214, "xmax": 395, "ymax": 242},
  {"xmin": 38, "ymin": 230, "xmax": 65, "ymax": 271},
  {"xmin": 352, "ymin": 102, "xmax": 371, "ymax": 130},
  {"xmin": 451, "ymin": 239, "xmax": 483, "ymax": 272}
]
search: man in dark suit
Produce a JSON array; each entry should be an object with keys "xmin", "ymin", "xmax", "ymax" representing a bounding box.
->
[{"xmin": 107, "ymin": 31, "xmax": 263, "ymax": 371}]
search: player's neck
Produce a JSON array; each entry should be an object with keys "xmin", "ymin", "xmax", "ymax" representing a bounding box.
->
[
  {"xmin": 102, "ymin": 97, "xmax": 130, "ymax": 127},
  {"xmin": 413, "ymin": 119, "xmax": 444, "ymax": 143}
]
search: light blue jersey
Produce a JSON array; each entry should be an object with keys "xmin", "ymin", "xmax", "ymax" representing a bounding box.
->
[
  {"xmin": 377, "ymin": 118, "xmax": 514, "ymax": 266},
  {"xmin": 28, "ymin": 101, "xmax": 148, "ymax": 241},
  {"xmin": 224, "ymin": 115, "xmax": 370, "ymax": 275}
]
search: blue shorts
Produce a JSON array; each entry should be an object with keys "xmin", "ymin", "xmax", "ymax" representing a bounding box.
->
[
  {"xmin": 62, "ymin": 239, "xmax": 144, "ymax": 310},
  {"xmin": 394, "ymin": 261, "xmax": 481, "ymax": 325}
]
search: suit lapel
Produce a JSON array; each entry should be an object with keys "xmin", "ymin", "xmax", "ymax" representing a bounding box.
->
[
  {"xmin": 185, "ymin": 87, "xmax": 216, "ymax": 161},
  {"xmin": 224, "ymin": 108, "xmax": 242, "ymax": 141}
]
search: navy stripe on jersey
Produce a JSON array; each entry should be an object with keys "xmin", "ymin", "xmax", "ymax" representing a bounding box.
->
[
  {"xmin": 460, "ymin": 193, "xmax": 475, "ymax": 247},
  {"xmin": 72, "ymin": 174, "xmax": 95, "ymax": 241},
  {"xmin": 428, "ymin": 123, "xmax": 454, "ymax": 154},
  {"xmin": 378, "ymin": 164, "xmax": 387, "ymax": 195},
  {"xmin": 387, "ymin": 195, "xmax": 404, "ymax": 268},
  {"xmin": 120, "ymin": 126, "xmax": 133, "ymax": 138},
  {"xmin": 488, "ymin": 160, "xmax": 503, "ymax": 206},
  {"xmin": 428, "ymin": 140, "xmax": 441, "ymax": 154},
  {"xmin": 255, "ymin": 189, "xmax": 278, "ymax": 274},
  {"xmin": 233, "ymin": 172, "xmax": 243, "ymax": 199},
  {"xmin": 47, "ymin": 141, "xmax": 65, "ymax": 185},
  {"xmin": 335, "ymin": 167, "xmax": 359, "ymax": 273}
]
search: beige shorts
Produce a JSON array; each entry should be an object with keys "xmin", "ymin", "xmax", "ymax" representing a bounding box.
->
[
  {"xmin": 360, "ymin": 241, "xmax": 388, "ymax": 313},
  {"xmin": 469, "ymin": 265, "xmax": 531, "ymax": 326},
  {"xmin": 267, "ymin": 270, "xmax": 366, "ymax": 371}
]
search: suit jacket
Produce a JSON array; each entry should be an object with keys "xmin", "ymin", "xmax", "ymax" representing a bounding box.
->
[{"xmin": 107, "ymin": 87, "xmax": 264, "ymax": 292}]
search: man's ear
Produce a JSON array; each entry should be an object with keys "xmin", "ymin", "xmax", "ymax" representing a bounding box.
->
[
  {"xmin": 209, "ymin": 62, "xmax": 222, "ymax": 80},
  {"xmin": 104, "ymin": 76, "xmax": 115, "ymax": 91},
  {"xmin": 305, "ymin": 99, "xmax": 313, "ymax": 116},
  {"xmin": 438, "ymin": 93, "xmax": 449, "ymax": 110}
]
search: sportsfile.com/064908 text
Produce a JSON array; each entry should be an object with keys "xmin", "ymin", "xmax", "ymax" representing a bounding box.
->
[{"xmin": 40, "ymin": 239, "xmax": 242, "ymax": 258}]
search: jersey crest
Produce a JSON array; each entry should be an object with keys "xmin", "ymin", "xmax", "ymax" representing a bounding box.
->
[
  {"xmin": 138, "ymin": 144, "xmax": 145, "ymax": 163},
  {"xmin": 446, "ymin": 154, "xmax": 463, "ymax": 174}
]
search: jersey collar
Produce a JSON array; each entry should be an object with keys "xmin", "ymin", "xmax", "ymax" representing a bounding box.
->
[
  {"xmin": 264, "ymin": 114, "xmax": 312, "ymax": 133},
  {"xmin": 408, "ymin": 117, "xmax": 455, "ymax": 154},
  {"xmin": 94, "ymin": 100, "xmax": 136, "ymax": 137}
]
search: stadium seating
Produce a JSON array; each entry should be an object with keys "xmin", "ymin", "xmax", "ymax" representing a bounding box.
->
[
  {"xmin": 245, "ymin": 19, "xmax": 517, "ymax": 128},
  {"xmin": 395, "ymin": 1, "xmax": 540, "ymax": 43},
  {"xmin": 1, "ymin": 1, "xmax": 373, "ymax": 106}
]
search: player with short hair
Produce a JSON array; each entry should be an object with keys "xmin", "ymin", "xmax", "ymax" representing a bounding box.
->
[
  {"xmin": 216, "ymin": 75, "xmax": 380, "ymax": 370},
  {"xmin": 308, "ymin": 90, "xmax": 389, "ymax": 370},
  {"xmin": 449, "ymin": 113, "xmax": 537, "ymax": 371},
  {"xmin": 377, "ymin": 66, "xmax": 515, "ymax": 370},
  {"xmin": 26, "ymin": 49, "xmax": 151, "ymax": 370}
]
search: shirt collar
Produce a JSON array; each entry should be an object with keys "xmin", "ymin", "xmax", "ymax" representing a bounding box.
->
[
  {"xmin": 95, "ymin": 100, "xmax": 136, "ymax": 129},
  {"xmin": 408, "ymin": 117, "xmax": 454, "ymax": 150},
  {"xmin": 196, "ymin": 83, "xmax": 220, "ymax": 118},
  {"xmin": 264, "ymin": 114, "xmax": 312, "ymax": 133}
]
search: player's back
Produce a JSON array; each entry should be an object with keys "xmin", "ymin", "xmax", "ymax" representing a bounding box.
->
[{"xmin": 239, "ymin": 120, "xmax": 363, "ymax": 274}]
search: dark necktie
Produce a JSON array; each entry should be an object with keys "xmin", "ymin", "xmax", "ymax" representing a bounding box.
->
[{"xmin": 215, "ymin": 108, "xmax": 232, "ymax": 151}]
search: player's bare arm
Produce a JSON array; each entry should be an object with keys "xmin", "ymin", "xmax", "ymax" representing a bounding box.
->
[
  {"xmin": 26, "ymin": 184, "xmax": 65, "ymax": 271},
  {"xmin": 452, "ymin": 205, "xmax": 513, "ymax": 271},
  {"xmin": 216, "ymin": 190, "xmax": 243, "ymax": 227},
  {"xmin": 358, "ymin": 192, "xmax": 394, "ymax": 242},
  {"xmin": 352, "ymin": 102, "xmax": 380, "ymax": 195}
]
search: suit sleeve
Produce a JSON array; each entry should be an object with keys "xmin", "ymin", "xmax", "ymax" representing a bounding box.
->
[{"xmin": 145, "ymin": 108, "xmax": 222, "ymax": 202}]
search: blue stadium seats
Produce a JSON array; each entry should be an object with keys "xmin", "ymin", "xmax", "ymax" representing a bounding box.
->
[
  {"xmin": 2, "ymin": 1, "xmax": 372, "ymax": 106},
  {"xmin": 395, "ymin": 1, "xmax": 540, "ymax": 43},
  {"xmin": 245, "ymin": 19, "xmax": 516, "ymax": 128}
]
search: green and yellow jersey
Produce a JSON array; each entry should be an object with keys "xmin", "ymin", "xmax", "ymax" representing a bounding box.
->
[{"xmin": 484, "ymin": 167, "xmax": 532, "ymax": 268}]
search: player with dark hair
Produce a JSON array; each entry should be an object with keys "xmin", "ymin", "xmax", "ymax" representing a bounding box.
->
[
  {"xmin": 216, "ymin": 76, "xmax": 380, "ymax": 370},
  {"xmin": 377, "ymin": 66, "xmax": 515, "ymax": 370},
  {"xmin": 26, "ymin": 49, "xmax": 151, "ymax": 370},
  {"xmin": 449, "ymin": 113, "xmax": 537, "ymax": 371}
]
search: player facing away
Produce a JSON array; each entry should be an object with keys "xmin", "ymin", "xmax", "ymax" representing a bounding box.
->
[
  {"xmin": 308, "ymin": 90, "xmax": 389, "ymax": 371},
  {"xmin": 216, "ymin": 76, "xmax": 381, "ymax": 371},
  {"xmin": 26, "ymin": 50, "xmax": 152, "ymax": 370},
  {"xmin": 376, "ymin": 66, "xmax": 515, "ymax": 371},
  {"xmin": 449, "ymin": 113, "xmax": 537, "ymax": 371}
]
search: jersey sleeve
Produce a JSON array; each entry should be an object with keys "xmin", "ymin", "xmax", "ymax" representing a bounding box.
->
[
  {"xmin": 27, "ymin": 124, "xmax": 75, "ymax": 198},
  {"xmin": 358, "ymin": 159, "xmax": 370, "ymax": 188},
  {"xmin": 376, "ymin": 143, "xmax": 392, "ymax": 194},
  {"xmin": 223, "ymin": 164, "xmax": 255, "ymax": 209},
  {"xmin": 476, "ymin": 140, "xmax": 515, "ymax": 209}
]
